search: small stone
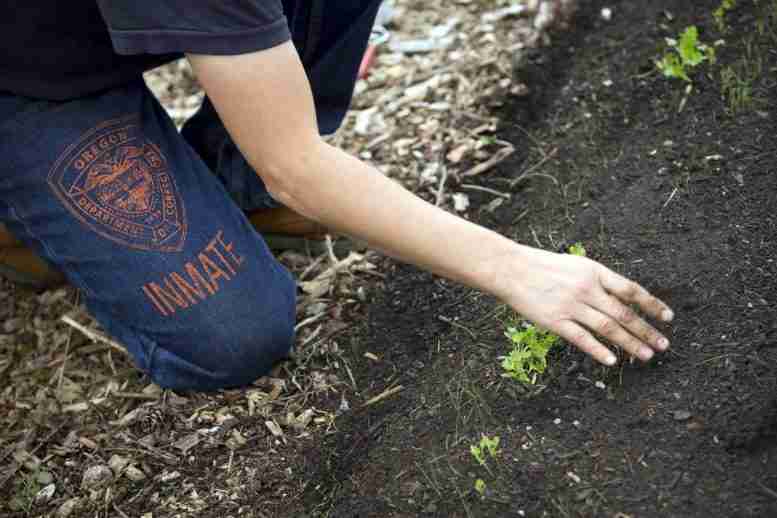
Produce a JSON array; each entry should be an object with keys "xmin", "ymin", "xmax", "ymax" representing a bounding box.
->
[
  {"xmin": 78, "ymin": 437, "xmax": 99, "ymax": 450},
  {"xmin": 159, "ymin": 470, "xmax": 181, "ymax": 483},
  {"xmin": 125, "ymin": 465, "xmax": 147, "ymax": 481},
  {"xmin": 595, "ymin": 381, "xmax": 606, "ymax": 390},
  {"xmin": 36, "ymin": 470, "xmax": 54, "ymax": 485},
  {"xmin": 57, "ymin": 497, "xmax": 81, "ymax": 517},
  {"xmin": 81, "ymin": 464, "xmax": 113, "ymax": 490},
  {"xmin": 553, "ymin": 418, "xmax": 562, "ymax": 425},
  {"xmin": 673, "ymin": 410, "xmax": 692, "ymax": 421},
  {"xmin": 108, "ymin": 454, "xmax": 130, "ymax": 476},
  {"xmin": 35, "ymin": 483, "xmax": 56, "ymax": 503}
]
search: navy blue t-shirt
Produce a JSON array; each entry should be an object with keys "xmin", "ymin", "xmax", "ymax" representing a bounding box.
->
[{"xmin": 0, "ymin": 1, "xmax": 291, "ymax": 100}]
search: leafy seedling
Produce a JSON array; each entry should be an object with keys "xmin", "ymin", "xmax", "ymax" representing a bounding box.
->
[
  {"xmin": 568, "ymin": 242, "xmax": 587, "ymax": 257},
  {"xmin": 501, "ymin": 324, "xmax": 559, "ymax": 384},
  {"xmin": 470, "ymin": 435, "xmax": 500, "ymax": 466},
  {"xmin": 9, "ymin": 471, "xmax": 41, "ymax": 514},
  {"xmin": 714, "ymin": 0, "xmax": 736, "ymax": 32},
  {"xmin": 474, "ymin": 478, "xmax": 487, "ymax": 497},
  {"xmin": 656, "ymin": 26, "xmax": 716, "ymax": 82}
]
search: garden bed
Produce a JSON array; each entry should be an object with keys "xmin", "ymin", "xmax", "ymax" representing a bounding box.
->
[
  {"xmin": 3, "ymin": 1, "xmax": 777, "ymax": 517},
  {"xmin": 302, "ymin": 1, "xmax": 777, "ymax": 516}
]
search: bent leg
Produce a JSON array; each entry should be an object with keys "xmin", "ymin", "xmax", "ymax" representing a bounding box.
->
[{"xmin": 0, "ymin": 84, "xmax": 296, "ymax": 391}]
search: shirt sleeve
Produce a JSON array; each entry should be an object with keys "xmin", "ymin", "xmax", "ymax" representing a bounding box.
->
[{"xmin": 96, "ymin": 1, "xmax": 290, "ymax": 56}]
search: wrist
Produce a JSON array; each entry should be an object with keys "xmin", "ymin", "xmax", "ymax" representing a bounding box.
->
[{"xmin": 472, "ymin": 238, "xmax": 534, "ymax": 301}]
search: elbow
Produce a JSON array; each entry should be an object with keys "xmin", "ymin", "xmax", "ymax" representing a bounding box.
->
[{"xmin": 258, "ymin": 138, "xmax": 327, "ymax": 212}]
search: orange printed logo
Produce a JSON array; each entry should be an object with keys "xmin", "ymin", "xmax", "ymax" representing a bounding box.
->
[
  {"xmin": 48, "ymin": 117, "xmax": 187, "ymax": 252},
  {"xmin": 141, "ymin": 230, "xmax": 246, "ymax": 317}
]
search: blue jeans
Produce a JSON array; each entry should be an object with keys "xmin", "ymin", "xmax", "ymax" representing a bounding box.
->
[{"xmin": 0, "ymin": 0, "xmax": 382, "ymax": 391}]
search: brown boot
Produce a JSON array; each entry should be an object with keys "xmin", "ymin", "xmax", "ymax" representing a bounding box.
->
[
  {"xmin": 248, "ymin": 206, "xmax": 356, "ymax": 255},
  {"xmin": 0, "ymin": 207, "xmax": 337, "ymax": 289},
  {"xmin": 247, "ymin": 206, "xmax": 327, "ymax": 239},
  {"xmin": 0, "ymin": 246, "xmax": 66, "ymax": 289}
]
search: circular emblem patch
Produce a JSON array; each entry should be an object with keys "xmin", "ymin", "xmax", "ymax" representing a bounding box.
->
[{"xmin": 48, "ymin": 117, "xmax": 187, "ymax": 252}]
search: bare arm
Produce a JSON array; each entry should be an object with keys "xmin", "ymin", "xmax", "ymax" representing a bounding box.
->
[{"xmin": 188, "ymin": 43, "xmax": 674, "ymax": 366}]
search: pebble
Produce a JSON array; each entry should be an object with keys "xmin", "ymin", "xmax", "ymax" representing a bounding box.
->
[
  {"xmin": 673, "ymin": 410, "xmax": 692, "ymax": 421},
  {"xmin": 35, "ymin": 483, "xmax": 56, "ymax": 503},
  {"xmin": 159, "ymin": 470, "xmax": 181, "ymax": 483},
  {"xmin": 108, "ymin": 454, "xmax": 130, "ymax": 476},
  {"xmin": 36, "ymin": 470, "xmax": 54, "ymax": 485},
  {"xmin": 81, "ymin": 464, "xmax": 113, "ymax": 490},
  {"xmin": 125, "ymin": 465, "xmax": 147, "ymax": 481}
]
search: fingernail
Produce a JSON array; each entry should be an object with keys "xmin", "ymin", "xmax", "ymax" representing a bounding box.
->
[
  {"xmin": 662, "ymin": 309, "xmax": 674, "ymax": 322},
  {"xmin": 605, "ymin": 355, "xmax": 617, "ymax": 366},
  {"xmin": 641, "ymin": 347, "xmax": 654, "ymax": 361},
  {"xmin": 657, "ymin": 337, "xmax": 670, "ymax": 350}
]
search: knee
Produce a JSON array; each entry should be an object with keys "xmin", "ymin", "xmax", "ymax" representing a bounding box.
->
[
  {"xmin": 213, "ymin": 275, "xmax": 297, "ymax": 387},
  {"xmin": 141, "ymin": 269, "xmax": 297, "ymax": 392}
]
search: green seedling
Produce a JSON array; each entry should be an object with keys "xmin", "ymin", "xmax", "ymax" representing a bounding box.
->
[
  {"xmin": 470, "ymin": 435, "xmax": 500, "ymax": 466},
  {"xmin": 501, "ymin": 324, "xmax": 559, "ymax": 384},
  {"xmin": 720, "ymin": 36, "xmax": 765, "ymax": 113},
  {"xmin": 714, "ymin": 0, "xmax": 736, "ymax": 32},
  {"xmin": 568, "ymin": 242, "xmax": 587, "ymax": 257},
  {"xmin": 656, "ymin": 26, "xmax": 716, "ymax": 82},
  {"xmin": 721, "ymin": 65, "xmax": 753, "ymax": 113},
  {"xmin": 9, "ymin": 471, "xmax": 41, "ymax": 514},
  {"xmin": 474, "ymin": 478, "xmax": 487, "ymax": 497},
  {"xmin": 479, "ymin": 135, "xmax": 498, "ymax": 146}
]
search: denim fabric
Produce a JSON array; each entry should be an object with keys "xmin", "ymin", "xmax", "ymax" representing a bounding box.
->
[
  {"xmin": 0, "ymin": 83, "xmax": 297, "ymax": 391},
  {"xmin": 0, "ymin": 0, "xmax": 382, "ymax": 392}
]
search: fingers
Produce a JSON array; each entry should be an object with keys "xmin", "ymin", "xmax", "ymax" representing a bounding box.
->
[
  {"xmin": 599, "ymin": 268, "xmax": 674, "ymax": 323},
  {"xmin": 556, "ymin": 321, "xmax": 617, "ymax": 366},
  {"xmin": 577, "ymin": 305, "xmax": 657, "ymax": 362},
  {"xmin": 593, "ymin": 294, "xmax": 670, "ymax": 353}
]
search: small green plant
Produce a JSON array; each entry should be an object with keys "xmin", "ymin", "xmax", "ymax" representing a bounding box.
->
[
  {"xmin": 721, "ymin": 65, "xmax": 754, "ymax": 113},
  {"xmin": 714, "ymin": 0, "xmax": 736, "ymax": 32},
  {"xmin": 720, "ymin": 36, "xmax": 765, "ymax": 113},
  {"xmin": 568, "ymin": 242, "xmax": 587, "ymax": 257},
  {"xmin": 474, "ymin": 478, "xmax": 487, "ymax": 497},
  {"xmin": 656, "ymin": 26, "xmax": 716, "ymax": 82},
  {"xmin": 500, "ymin": 324, "xmax": 559, "ymax": 384},
  {"xmin": 9, "ymin": 472, "xmax": 41, "ymax": 514},
  {"xmin": 470, "ymin": 435, "xmax": 500, "ymax": 466}
]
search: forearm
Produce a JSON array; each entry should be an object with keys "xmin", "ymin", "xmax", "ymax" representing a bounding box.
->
[
  {"xmin": 188, "ymin": 46, "xmax": 528, "ymax": 300},
  {"xmin": 274, "ymin": 138, "xmax": 528, "ymax": 298}
]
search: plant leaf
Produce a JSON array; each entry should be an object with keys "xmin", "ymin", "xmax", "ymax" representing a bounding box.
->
[{"xmin": 678, "ymin": 26, "xmax": 705, "ymax": 67}]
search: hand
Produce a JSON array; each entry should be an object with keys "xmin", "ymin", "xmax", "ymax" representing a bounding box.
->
[{"xmin": 501, "ymin": 247, "xmax": 674, "ymax": 366}]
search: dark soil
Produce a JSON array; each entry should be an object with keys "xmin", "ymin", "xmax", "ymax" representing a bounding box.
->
[{"xmin": 299, "ymin": 1, "xmax": 777, "ymax": 517}]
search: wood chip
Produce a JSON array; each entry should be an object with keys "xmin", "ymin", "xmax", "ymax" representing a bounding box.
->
[
  {"xmin": 173, "ymin": 433, "xmax": 201, "ymax": 453},
  {"xmin": 265, "ymin": 420, "xmax": 284, "ymax": 437},
  {"xmin": 363, "ymin": 385, "xmax": 404, "ymax": 407}
]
